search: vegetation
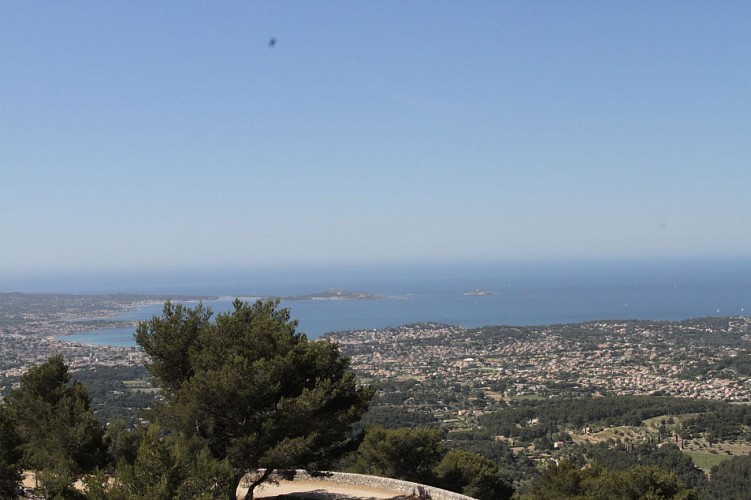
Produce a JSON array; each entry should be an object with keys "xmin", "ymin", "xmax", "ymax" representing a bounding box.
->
[
  {"xmin": 349, "ymin": 425, "xmax": 446, "ymax": 484},
  {"xmin": 5, "ymin": 355, "xmax": 107, "ymax": 498},
  {"xmin": 480, "ymin": 396, "xmax": 720, "ymax": 438},
  {"xmin": 348, "ymin": 425, "xmax": 513, "ymax": 499},
  {"xmin": 583, "ymin": 442, "xmax": 707, "ymax": 491},
  {"xmin": 446, "ymin": 428, "xmax": 538, "ymax": 485},
  {"xmin": 134, "ymin": 299, "xmax": 374, "ymax": 499},
  {"xmin": 522, "ymin": 460, "xmax": 700, "ymax": 500},
  {"xmin": 71, "ymin": 365, "xmax": 156, "ymax": 426},
  {"xmin": 683, "ymin": 405, "xmax": 751, "ymax": 441},
  {"xmin": 707, "ymin": 455, "xmax": 751, "ymax": 500},
  {"xmin": 86, "ymin": 425, "xmax": 236, "ymax": 500},
  {"xmin": 0, "ymin": 405, "xmax": 21, "ymax": 498},
  {"xmin": 434, "ymin": 450, "xmax": 513, "ymax": 500},
  {"xmin": 0, "ymin": 300, "xmax": 377, "ymax": 498}
]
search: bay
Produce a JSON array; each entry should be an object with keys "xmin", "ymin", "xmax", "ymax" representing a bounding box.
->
[{"xmin": 61, "ymin": 259, "xmax": 751, "ymax": 347}]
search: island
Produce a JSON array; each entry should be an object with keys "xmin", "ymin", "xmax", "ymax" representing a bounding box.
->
[{"xmin": 276, "ymin": 288, "xmax": 391, "ymax": 301}]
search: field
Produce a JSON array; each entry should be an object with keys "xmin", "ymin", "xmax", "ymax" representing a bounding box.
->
[
  {"xmin": 567, "ymin": 414, "xmax": 751, "ymax": 473},
  {"xmin": 684, "ymin": 451, "xmax": 730, "ymax": 471}
]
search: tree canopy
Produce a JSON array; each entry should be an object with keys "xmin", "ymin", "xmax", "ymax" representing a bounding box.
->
[
  {"xmin": 350, "ymin": 425, "xmax": 513, "ymax": 498},
  {"xmin": 135, "ymin": 299, "xmax": 373, "ymax": 499},
  {"xmin": 5, "ymin": 354, "xmax": 107, "ymax": 497},
  {"xmin": 522, "ymin": 460, "xmax": 699, "ymax": 500},
  {"xmin": 434, "ymin": 449, "xmax": 513, "ymax": 500},
  {"xmin": 350, "ymin": 425, "xmax": 445, "ymax": 484},
  {"xmin": 708, "ymin": 455, "xmax": 751, "ymax": 500},
  {"xmin": 0, "ymin": 405, "xmax": 22, "ymax": 499}
]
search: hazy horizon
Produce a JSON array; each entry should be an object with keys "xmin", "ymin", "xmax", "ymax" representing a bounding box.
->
[{"xmin": 2, "ymin": 256, "xmax": 750, "ymax": 295}]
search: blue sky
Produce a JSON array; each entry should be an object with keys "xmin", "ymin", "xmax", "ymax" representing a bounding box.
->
[{"xmin": 2, "ymin": 2, "xmax": 750, "ymax": 277}]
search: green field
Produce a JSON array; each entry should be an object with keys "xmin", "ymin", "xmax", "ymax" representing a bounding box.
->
[{"xmin": 684, "ymin": 451, "xmax": 730, "ymax": 471}]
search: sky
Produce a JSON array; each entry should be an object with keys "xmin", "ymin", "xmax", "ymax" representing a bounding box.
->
[{"xmin": 2, "ymin": 2, "xmax": 750, "ymax": 280}]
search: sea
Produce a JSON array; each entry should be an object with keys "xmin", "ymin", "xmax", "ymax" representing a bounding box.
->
[{"xmin": 53, "ymin": 258, "xmax": 751, "ymax": 348}]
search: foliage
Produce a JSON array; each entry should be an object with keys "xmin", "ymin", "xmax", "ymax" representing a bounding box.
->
[
  {"xmin": 679, "ymin": 354, "xmax": 751, "ymax": 379},
  {"xmin": 358, "ymin": 403, "xmax": 438, "ymax": 429},
  {"xmin": 104, "ymin": 420, "xmax": 145, "ymax": 472},
  {"xmin": 72, "ymin": 365, "xmax": 156, "ymax": 426},
  {"xmin": 480, "ymin": 396, "xmax": 720, "ymax": 443},
  {"xmin": 5, "ymin": 355, "xmax": 107, "ymax": 491},
  {"xmin": 682, "ymin": 405, "xmax": 751, "ymax": 441},
  {"xmin": 36, "ymin": 469, "xmax": 87, "ymax": 500},
  {"xmin": 101, "ymin": 425, "xmax": 236, "ymax": 500},
  {"xmin": 135, "ymin": 299, "xmax": 374, "ymax": 499},
  {"xmin": 523, "ymin": 460, "xmax": 699, "ymax": 500},
  {"xmin": 707, "ymin": 455, "xmax": 751, "ymax": 500},
  {"xmin": 349, "ymin": 425, "xmax": 445, "ymax": 484},
  {"xmin": 446, "ymin": 429, "xmax": 537, "ymax": 485},
  {"xmin": 525, "ymin": 459, "xmax": 584, "ymax": 498},
  {"xmin": 434, "ymin": 449, "xmax": 512, "ymax": 500},
  {"xmin": 350, "ymin": 426, "xmax": 514, "ymax": 497},
  {"xmin": 0, "ymin": 405, "xmax": 22, "ymax": 499},
  {"xmin": 585, "ymin": 442, "xmax": 707, "ymax": 490}
]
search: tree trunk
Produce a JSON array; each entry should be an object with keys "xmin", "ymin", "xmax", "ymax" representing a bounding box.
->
[{"xmin": 236, "ymin": 468, "xmax": 274, "ymax": 500}]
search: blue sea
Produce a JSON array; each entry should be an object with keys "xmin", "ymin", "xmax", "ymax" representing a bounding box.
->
[{"xmin": 55, "ymin": 258, "xmax": 751, "ymax": 347}]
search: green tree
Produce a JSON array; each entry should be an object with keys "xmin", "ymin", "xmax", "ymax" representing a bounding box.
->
[
  {"xmin": 102, "ymin": 425, "xmax": 235, "ymax": 500},
  {"xmin": 0, "ymin": 405, "xmax": 22, "ymax": 499},
  {"xmin": 350, "ymin": 425, "xmax": 445, "ymax": 484},
  {"xmin": 708, "ymin": 455, "xmax": 751, "ymax": 500},
  {"xmin": 523, "ymin": 460, "xmax": 698, "ymax": 500},
  {"xmin": 434, "ymin": 450, "xmax": 513, "ymax": 500},
  {"xmin": 103, "ymin": 420, "xmax": 144, "ymax": 472},
  {"xmin": 525, "ymin": 459, "xmax": 584, "ymax": 499},
  {"xmin": 6, "ymin": 355, "xmax": 107, "ymax": 495},
  {"xmin": 586, "ymin": 466, "xmax": 698, "ymax": 500},
  {"xmin": 135, "ymin": 300, "xmax": 373, "ymax": 499},
  {"xmin": 586, "ymin": 442, "xmax": 707, "ymax": 491},
  {"xmin": 623, "ymin": 466, "xmax": 697, "ymax": 499}
]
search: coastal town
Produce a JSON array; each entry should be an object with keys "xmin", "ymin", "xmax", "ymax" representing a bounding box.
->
[
  {"xmin": 0, "ymin": 293, "xmax": 174, "ymax": 384},
  {"xmin": 2, "ymin": 292, "xmax": 751, "ymax": 420},
  {"xmin": 328, "ymin": 316, "xmax": 751, "ymax": 424}
]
